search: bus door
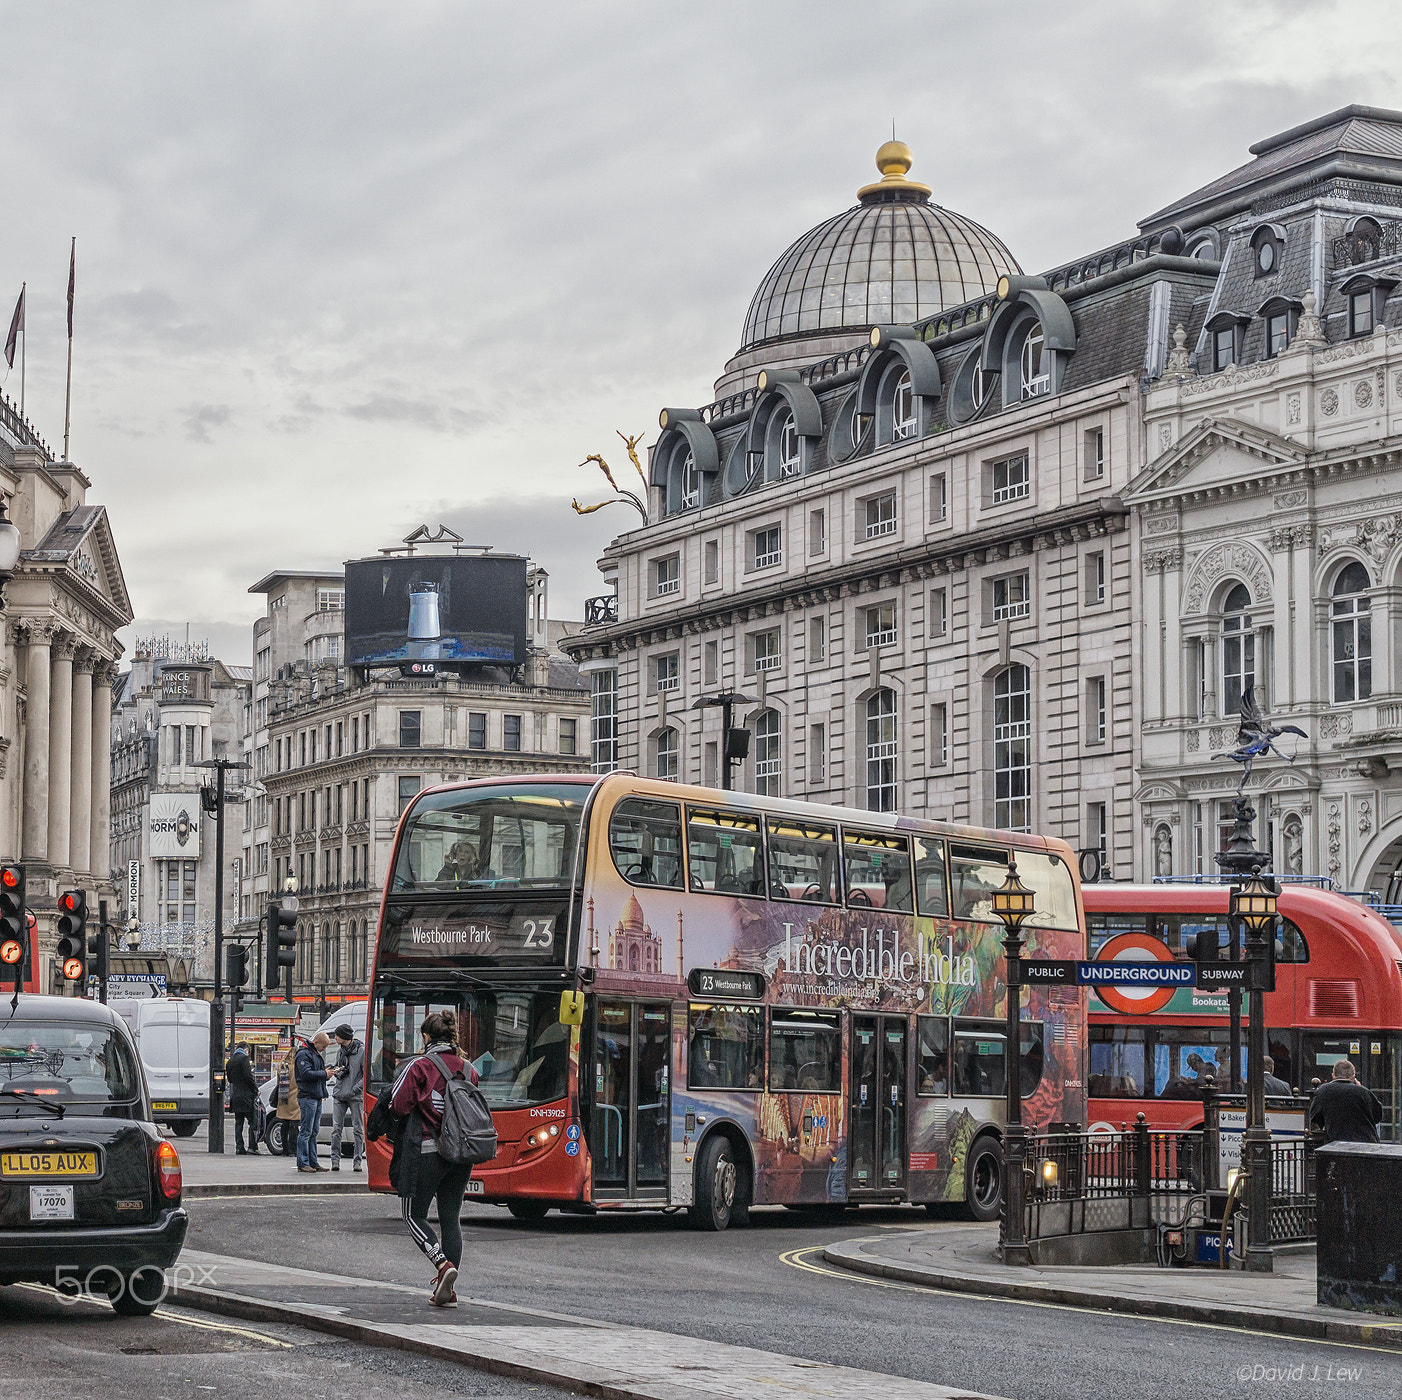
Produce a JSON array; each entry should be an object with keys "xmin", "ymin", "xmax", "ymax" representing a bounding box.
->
[
  {"xmin": 590, "ymin": 1000, "xmax": 671, "ymax": 1199},
  {"xmin": 849, "ymin": 1014, "xmax": 907, "ymax": 1196}
]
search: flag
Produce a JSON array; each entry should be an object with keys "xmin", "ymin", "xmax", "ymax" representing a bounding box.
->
[
  {"xmin": 3, "ymin": 287, "xmax": 21, "ymax": 369},
  {"xmin": 66, "ymin": 239, "xmax": 75, "ymax": 339}
]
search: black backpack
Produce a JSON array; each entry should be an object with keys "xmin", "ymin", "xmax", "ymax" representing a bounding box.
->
[{"xmin": 425, "ymin": 1052, "xmax": 498, "ymax": 1167}]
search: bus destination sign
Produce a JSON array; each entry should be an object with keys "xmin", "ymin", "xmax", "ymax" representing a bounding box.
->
[
  {"xmin": 380, "ymin": 902, "xmax": 564, "ymax": 964},
  {"xmin": 688, "ymin": 968, "xmax": 766, "ymax": 1000}
]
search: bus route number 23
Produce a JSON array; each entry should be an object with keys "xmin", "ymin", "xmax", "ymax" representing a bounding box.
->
[{"xmin": 520, "ymin": 918, "xmax": 554, "ymax": 950}]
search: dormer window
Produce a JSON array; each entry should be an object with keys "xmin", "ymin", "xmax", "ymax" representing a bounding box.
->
[
  {"xmin": 1258, "ymin": 296, "xmax": 1302, "ymax": 359},
  {"xmin": 1250, "ymin": 223, "xmax": 1284, "ymax": 279},
  {"xmin": 1213, "ymin": 326, "xmax": 1235, "ymax": 370},
  {"xmin": 1020, "ymin": 323, "xmax": 1049, "ymax": 399},
  {"xmin": 1342, "ymin": 274, "xmax": 1397, "ymax": 339},
  {"xmin": 679, "ymin": 451, "xmax": 699, "ymax": 509},
  {"xmin": 777, "ymin": 415, "xmax": 801, "ymax": 478},
  {"xmin": 892, "ymin": 371, "xmax": 917, "ymax": 440},
  {"xmin": 1204, "ymin": 311, "xmax": 1249, "ymax": 372}
]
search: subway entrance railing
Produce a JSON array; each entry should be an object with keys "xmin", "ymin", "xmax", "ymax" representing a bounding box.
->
[{"xmin": 1014, "ymin": 1100, "xmax": 1316, "ymax": 1267}]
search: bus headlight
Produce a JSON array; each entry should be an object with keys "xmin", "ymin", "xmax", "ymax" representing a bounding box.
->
[{"xmin": 522, "ymin": 1124, "xmax": 561, "ymax": 1152}]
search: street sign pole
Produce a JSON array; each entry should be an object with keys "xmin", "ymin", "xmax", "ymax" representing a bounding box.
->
[{"xmin": 210, "ymin": 761, "xmax": 226, "ymax": 1154}]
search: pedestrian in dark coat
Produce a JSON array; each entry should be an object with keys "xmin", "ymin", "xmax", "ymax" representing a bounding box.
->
[
  {"xmin": 225, "ymin": 1043, "xmax": 261, "ymax": 1155},
  {"xmin": 294, "ymin": 1032, "xmax": 331, "ymax": 1172},
  {"xmin": 1309, "ymin": 1060, "xmax": 1383, "ymax": 1143}
]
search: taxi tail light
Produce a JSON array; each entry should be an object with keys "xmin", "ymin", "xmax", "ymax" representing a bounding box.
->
[{"xmin": 156, "ymin": 1140, "xmax": 182, "ymax": 1200}]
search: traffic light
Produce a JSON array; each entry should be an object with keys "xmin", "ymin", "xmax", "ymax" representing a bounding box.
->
[
  {"xmin": 55, "ymin": 890, "xmax": 88, "ymax": 983},
  {"xmin": 1184, "ymin": 921, "xmax": 1220, "ymax": 962},
  {"xmin": 264, "ymin": 902, "xmax": 297, "ymax": 989},
  {"xmin": 0, "ymin": 865, "xmax": 26, "ymax": 988},
  {"xmin": 226, "ymin": 941, "xmax": 249, "ymax": 989}
]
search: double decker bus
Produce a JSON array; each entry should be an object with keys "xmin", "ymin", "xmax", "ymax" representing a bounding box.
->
[
  {"xmin": 366, "ymin": 773, "xmax": 1087, "ymax": 1227},
  {"xmin": 1084, "ymin": 883, "xmax": 1402, "ymax": 1140}
]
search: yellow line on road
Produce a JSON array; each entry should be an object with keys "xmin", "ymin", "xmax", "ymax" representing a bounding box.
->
[{"xmin": 778, "ymin": 1246, "xmax": 1401, "ymax": 1356}]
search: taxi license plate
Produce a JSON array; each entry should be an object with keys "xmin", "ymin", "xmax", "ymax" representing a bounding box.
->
[
  {"xmin": 151, "ymin": 1102, "xmax": 179, "ymax": 1112},
  {"xmin": 29, "ymin": 1184, "xmax": 74, "ymax": 1221},
  {"xmin": 1, "ymin": 1150, "xmax": 98, "ymax": 1179},
  {"xmin": 465, "ymin": 1179, "xmax": 484, "ymax": 1196}
]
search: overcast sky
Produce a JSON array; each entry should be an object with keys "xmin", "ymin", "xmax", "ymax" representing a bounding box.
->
[{"xmin": 0, "ymin": 0, "xmax": 1397, "ymax": 665}]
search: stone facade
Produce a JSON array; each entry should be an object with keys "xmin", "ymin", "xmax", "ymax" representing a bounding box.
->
[{"xmin": 0, "ymin": 400, "xmax": 132, "ymax": 985}]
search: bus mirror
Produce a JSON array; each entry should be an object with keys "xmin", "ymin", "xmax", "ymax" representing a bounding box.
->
[{"xmin": 559, "ymin": 990, "xmax": 585, "ymax": 1026}]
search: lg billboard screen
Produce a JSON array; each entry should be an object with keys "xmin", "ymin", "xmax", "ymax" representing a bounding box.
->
[{"xmin": 344, "ymin": 555, "xmax": 528, "ymax": 671}]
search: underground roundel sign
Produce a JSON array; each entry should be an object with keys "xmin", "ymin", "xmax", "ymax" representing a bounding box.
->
[{"xmin": 1093, "ymin": 932, "xmax": 1178, "ymax": 1014}]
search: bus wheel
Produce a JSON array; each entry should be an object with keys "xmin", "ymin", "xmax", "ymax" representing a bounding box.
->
[
  {"xmin": 507, "ymin": 1201, "xmax": 550, "ymax": 1223},
  {"xmin": 964, "ymin": 1137, "xmax": 1003, "ymax": 1222},
  {"xmin": 691, "ymin": 1135, "xmax": 744, "ymax": 1231}
]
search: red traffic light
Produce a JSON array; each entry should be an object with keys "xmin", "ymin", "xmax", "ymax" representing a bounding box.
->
[
  {"xmin": 1, "ymin": 867, "xmax": 19, "ymax": 889},
  {"xmin": 58, "ymin": 891, "xmax": 83, "ymax": 914},
  {"xmin": 61, "ymin": 956, "xmax": 85, "ymax": 981},
  {"xmin": 0, "ymin": 939, "xmax": 21, "ymax": 966}
]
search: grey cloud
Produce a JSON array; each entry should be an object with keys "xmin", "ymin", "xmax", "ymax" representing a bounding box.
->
[{"xmin": 183, "ymin": 402, "xmax": 233, "ymax": 443}]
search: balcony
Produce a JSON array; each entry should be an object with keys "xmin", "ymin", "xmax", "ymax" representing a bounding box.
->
[{"xmin": 585, "ymin": 594, "xmax": 619, "ymax": 627}]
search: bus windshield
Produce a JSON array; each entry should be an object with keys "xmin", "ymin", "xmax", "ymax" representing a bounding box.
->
[
  {"xmin": 370, "ymin": 988, "xmax": 570, "ymax": 1108},
  {"xmin": 392, "ymin": 782, "xmax": 586, "ymax": 894}
]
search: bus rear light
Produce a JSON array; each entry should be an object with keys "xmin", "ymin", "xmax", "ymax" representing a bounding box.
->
[{"xmin": 156, "ymin": 1140, "xmax": 182, "ymax": 1199}]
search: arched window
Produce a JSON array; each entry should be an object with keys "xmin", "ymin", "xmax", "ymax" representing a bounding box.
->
[
  {"xmin": 655, "ymin": 727, "xmax": 678, "ymax": 782},
  {"xmin": 994, "ymin": 665, "xmax": 1031, "ymax": 832},
  {"xmin": 777, "ymin": 415, "xmax": 801, "ymax": 478},
  {"xmin": 1221, "ymin": 584, "xmax": 1255, "ymax": 715},
  {"xmin": 1332, "ymin": 561, "xmax": 1372, "ymax": 702},
  {"xmin": 865, "ymin": 689, "xmax": 898, "ymax": 812},
  {"xmin": 754, "ymin": 709, "xmax": 780, "ymax": 797},
  {"xmin": 679, "ymin": 451, "xmax": 699, "ymax": 510},
  {"xmin": 1020, "ymin": 323, "xmax": 1048, "ymax": 400},
  {"xmin": 892, "ymin": 371, "xmax": 917, "ymax": 441}
]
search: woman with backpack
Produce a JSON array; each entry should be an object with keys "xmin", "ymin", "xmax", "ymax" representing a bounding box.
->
[{"xmin": 389, "ymin": 1009, "xmax": 481, "ymax": 1308}]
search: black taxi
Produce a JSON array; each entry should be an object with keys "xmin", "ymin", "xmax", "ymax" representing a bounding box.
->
[{"xmin": 0, "ymin": 994, "xmax": 188, "ymax": 1314}]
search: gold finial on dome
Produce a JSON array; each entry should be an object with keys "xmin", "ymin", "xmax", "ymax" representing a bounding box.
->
[{"xmin": 858, "ymin": 139, "xmax": 932, "ymax": 202}]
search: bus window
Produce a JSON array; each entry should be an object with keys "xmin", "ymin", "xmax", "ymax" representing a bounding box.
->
[
  {"xmin": 1277, "ymin": 918, "xmax": 1309, "ymax": 964},
  {"xmin": 609, "ymin": 798, "xmax": 684, "ymax": 890},
  {"xmin": 1089, "ymin": 1026, "xmax": 1147, "ymax": 1098},
  {"xmin": 369, "ymin": 996, "xmax": 459, "ymax": 1092},
  {"xmin": 686, "ymin": 808, "xmax": 764, "ymax": 896},
  {"xmin": 1151, "ymin": 1028, "xmax": 1241, "ymax": 1099},
  {"xmin": 1158, "ymin": 914, "xmax": 1228, "ymax": 959},
  {"xmin": 952, "ymin": 1021, "xmax": 1007, "ymax": 1097},
  {"xmin": 688, "ymin": 1004, "xmax": 763, "ymax": 1090},
  {"xmin": 948, "ymin": 847, "xmax": 1007, "ymax": 923},
  {"xmin": 842, "ymin": 831, "xmax": 913, "ymax": 913},
  {"xmin": 765, "ymin": 819, "xmax": 840, "ymax": 904},
  {"xmin": 1020, "ymin": 1022, "xmax": 1045, "ymax": 1097},
  {"xmin": 913, "ymin": 838, "xmax": 949, "ymax": 918},
  {"xmin": 1015, "ymin": 853, "xmax": 1080, "ymax": 932},
  {"xmin": 916, "ymin": 1016, "xmax": 949, "ymax": 1095},
  {"xmin": 1087, "ymin": 912, "xmax": 1149, "ymax": 958},
  {"xmin": 768, "ymin": 1009, "xmax": 841, "ymax": 1092},
  {"xmin": 391, "ymin": 782, "xmax": 583, "ymax": 892}
]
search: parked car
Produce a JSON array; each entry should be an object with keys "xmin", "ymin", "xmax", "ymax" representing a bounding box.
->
[
  {"xmin": 259, "ymin": 1001, "xmax": 366, "ymax": 1155},
  {"xmin": 0, "ymin": 994, "xmax": 187, "ymax": 1315},
  {"xmin": 109, "ymin": 996, "xmax": 210, "ymax": 1137}
]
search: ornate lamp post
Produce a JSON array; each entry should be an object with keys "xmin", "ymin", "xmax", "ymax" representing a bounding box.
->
[
  {"xmin": 993, "ymin": 857, "xmax": 1036, "ymax": 1265},
  {"xmin": 0, "ymin": 498, "xmax": 21, "ymax": 607},
  {"xmin": 1230, "ymin": 871, "xmax": 1278, "ymax": 1273}
]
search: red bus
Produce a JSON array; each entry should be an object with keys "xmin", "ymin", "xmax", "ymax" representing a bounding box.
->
[
  {"xmin": 365, "ymin": 773, "xmax": 1088, "ymax": 1226},
  {"xmin": 1084, "ymin": 883, "xmax": 1402, "ymax": 1140}
]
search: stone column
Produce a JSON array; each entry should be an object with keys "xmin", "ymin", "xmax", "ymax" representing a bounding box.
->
[
  {"xmin": 21, "ymin": 622, "xmax": 52, "ymax": 862},
  {"xmin": 90, "ymin": 661, "xmax": 115, "ymax": 890},
  {"xmin": 69, "ymin": 651, "xmax": 94, "ymax": 879},
  {"xmin": 47, "ymin": 633, "xmax": 76, "ymax": 873}
]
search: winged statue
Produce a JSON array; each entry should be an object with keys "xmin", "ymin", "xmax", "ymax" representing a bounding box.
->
[{"xmin": 1213, "ymin": 682, "xmax": 1308, "ymax": 792}]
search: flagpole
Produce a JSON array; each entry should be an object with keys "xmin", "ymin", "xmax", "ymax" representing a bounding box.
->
[
  {"xmin": 18, "ymin": 282, "xmax": 24, "ymax": 419},
  {"xmin": 63, "ymin": 238, "xmax": 74, "ymax": 461}
]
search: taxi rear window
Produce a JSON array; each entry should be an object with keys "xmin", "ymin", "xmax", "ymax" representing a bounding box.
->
[{"xmin": 0, "ymin": 1023, "xmax": 141, "ymax": 1108}]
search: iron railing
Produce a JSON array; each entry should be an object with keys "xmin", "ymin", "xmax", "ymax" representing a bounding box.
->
[{"xmin": 584, "ymin": 594, "xmax": 618, "ymax": 626}]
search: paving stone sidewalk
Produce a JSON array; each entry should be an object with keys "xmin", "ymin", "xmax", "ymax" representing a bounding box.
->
[
  {"xmin": 175, "ymin": 1140, "xmax": 369, "ymax": 1196},
  {"xmin": 169, "ymin": 1247, "xmax": 1007, "ymax": 1400},
  {"xmin": 824, "ymin": 1226, "xmax": 1402, "ymax": 1350}
]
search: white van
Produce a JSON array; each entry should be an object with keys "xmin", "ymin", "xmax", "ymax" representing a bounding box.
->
[{"xmin": 110, "ymin": 996, "xmax": 211, "ymax": 1136}]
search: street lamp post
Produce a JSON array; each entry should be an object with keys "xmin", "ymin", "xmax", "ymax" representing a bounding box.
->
[
  {"xmin": 691, "ymin": 691, "xmax": 755, "ymax": 790},
  {"xmin": 993, "ymin": 856, "xmax": 1036, "ymax": 1266},
  {"xmin": 1231, "ymin": 869, "xmax": 1278, "ymax": 1274},
  {"xmin": 197, "ymin": 756, "xmax": 248, "ymax": 1154}
]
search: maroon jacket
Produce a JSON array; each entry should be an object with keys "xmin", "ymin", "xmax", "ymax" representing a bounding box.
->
[{"xmin": 390, "ymin": 1043, "xmax": 478, "ymax": 1137}]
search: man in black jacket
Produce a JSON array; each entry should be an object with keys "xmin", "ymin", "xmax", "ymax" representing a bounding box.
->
[
  {"xmin": 225, "ymin": 1042, "xmax": 261, "ymax": 1155},
  {"xmin": 1309, "ymin": 1060, "xmax": 1383, "ymax": 1143}
]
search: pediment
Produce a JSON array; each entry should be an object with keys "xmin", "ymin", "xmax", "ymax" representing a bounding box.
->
[
  {"xmin": 25, "ymin": 505, "xmax": 133, "ymax": 625},
  {"xmin": 1125, "ymin": 417, "xmax": 1308, "ymax": 503}
]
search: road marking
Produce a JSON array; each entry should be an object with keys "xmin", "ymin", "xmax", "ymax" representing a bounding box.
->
[
  {"xmin": 778, "ymin": 1247, "xmax": 1400, "ymax": 1356},
  {"xmin": 12, "ymin": 1281, "xmax": 292, "ymax": 1347}
]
